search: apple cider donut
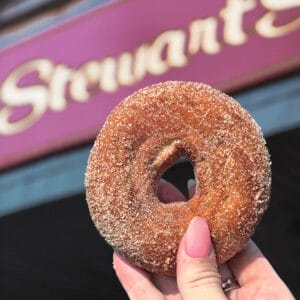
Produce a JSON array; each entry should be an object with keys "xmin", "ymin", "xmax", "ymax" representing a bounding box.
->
[{"xmin": 85, "ymin": 81, "xmax": 271, "ymax": 276}]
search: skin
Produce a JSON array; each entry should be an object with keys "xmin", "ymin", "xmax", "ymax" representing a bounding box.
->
[{"xmin": 113, "ymin": 180, "xmax": 295, "ymax": 300}]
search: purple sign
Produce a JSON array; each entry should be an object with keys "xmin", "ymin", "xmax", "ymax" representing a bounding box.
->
[{"xmin": 0, "ymin": 0, "xmax": 299, "ymax": 169}]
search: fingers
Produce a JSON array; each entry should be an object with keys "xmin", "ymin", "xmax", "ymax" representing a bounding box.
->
[
  {"xmin": 113, "ymin": 253, "xmax": 163, "ymax": 300},
  {"xmin": 158, "ymin": 179, "xmax": 186, "ymax": 203},
  {"xmin": 228, "ymin": 240, "xmax": 295, "ymax": 299},
  {"xmin": 176, "ymin": 217, "xmax": 227, "ymax": 300},
  {"xmin": 228, "ymin": 240, "xmax": 280, "ymax": 285},
  {"xmin": 228, "ymin": 240, "xmax": 266, "ymax": 285},
  {"xmin": 152, "ymin": 274, "xmax": 179, "ymax": 298},
  {"xmin": 187, "ymin": 179, "xmax": 196, "ymax": 199}
]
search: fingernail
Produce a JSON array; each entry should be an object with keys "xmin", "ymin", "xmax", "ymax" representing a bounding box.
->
[
  {"xmin": 185, "ymin": 216, "xmax": 212, "ymax": 258},
  {"xmin": 187, "ymin": 179, "xmax": 196, "ymax": 191},
  {"xmin": 187, "ymin": 179, "xmax": 196, "ymax": 198}
]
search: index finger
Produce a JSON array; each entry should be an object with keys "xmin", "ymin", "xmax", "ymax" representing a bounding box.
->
[
  {"xmin": 158, "ymin": 179, "xmax": 186, "ymax": 203},
  {"xmin": 113, "ymin": 253, "xmax": 163, "ymax": 300}
]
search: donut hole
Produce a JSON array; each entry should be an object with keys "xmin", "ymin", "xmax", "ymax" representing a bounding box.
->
[{"xmin": 158, "ymin": 156, "xmax": 195, "ymax": 203}]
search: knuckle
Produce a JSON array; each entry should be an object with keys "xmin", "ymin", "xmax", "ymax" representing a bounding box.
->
[
  {"xmin": 187, "ymin": 270, "xmax": 221, "ymax": 289},
  {"xmin": 183, "ymin": 260, "xmax": 221, "ymax": 289}
]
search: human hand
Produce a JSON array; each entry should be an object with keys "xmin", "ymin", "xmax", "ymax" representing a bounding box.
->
[{"xmin": 113, "ymin": 179, "xmax": 294, "ymax": 300}]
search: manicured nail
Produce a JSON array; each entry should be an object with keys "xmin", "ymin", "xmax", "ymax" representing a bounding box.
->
[
  {"xmin": 185, "ymin": 216, "xmax": 212, "ymax": 258},
  {"xmin": 187, "ymin": 179, "xmax": 196, "ymax": 198},
  {"xmin": 187, "ymin": 179, "xmax": 196, "ymax": 191}
]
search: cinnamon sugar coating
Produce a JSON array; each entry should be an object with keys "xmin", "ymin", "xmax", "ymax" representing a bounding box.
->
[{"xmin": 85, "ymin": 81, "xmax": 271, "ymax": 276}]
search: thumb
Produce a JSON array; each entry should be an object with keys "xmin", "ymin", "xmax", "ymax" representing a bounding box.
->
[{"xmin": 177, "ymin": 217, "xmax": 227, "ymax": 300}]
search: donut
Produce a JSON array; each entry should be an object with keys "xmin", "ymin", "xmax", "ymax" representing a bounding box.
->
[{"xmin": 85, "ymin": 81, "xmax": 271, "ymax": 276}]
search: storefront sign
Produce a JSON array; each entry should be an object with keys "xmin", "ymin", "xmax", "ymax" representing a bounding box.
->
[{"xmin": 0, "ymin": 0, "xmax": 299, "ymax": 169}]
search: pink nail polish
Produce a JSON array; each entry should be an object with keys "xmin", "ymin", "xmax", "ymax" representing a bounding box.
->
[{"xmin": 185, "ymin": 216, "xmax": 212, "ymax": 258}]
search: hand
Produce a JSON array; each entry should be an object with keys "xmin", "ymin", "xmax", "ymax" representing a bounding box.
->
[{"xmin": 113, "ymin": 179, "xmax": 295, "ymax": 300}]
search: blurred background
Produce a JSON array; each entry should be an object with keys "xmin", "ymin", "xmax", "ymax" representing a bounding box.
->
[{"xmin": 0, "ymin": 0, "xmax": 299, "ymax": 299}]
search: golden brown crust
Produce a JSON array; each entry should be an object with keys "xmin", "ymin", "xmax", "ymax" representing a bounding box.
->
[{"xmin": 85, "ymin": 81, "xmax": 271, "ymax": 276}]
